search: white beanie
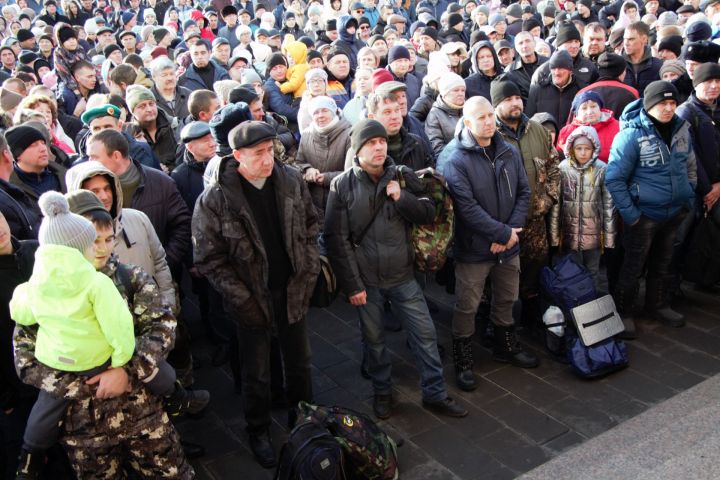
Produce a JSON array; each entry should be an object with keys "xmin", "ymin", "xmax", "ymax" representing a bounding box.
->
[
  {"xmin": 438, "ymin": 72, "xmax": 466, "ymax": 97},
  {"xmin": 309, "ymin": 95, "xmax": 337, "ymax": 117},
  {"xmin": 38, "ymin": 191, "xmax": 97, "ymax": 253}
]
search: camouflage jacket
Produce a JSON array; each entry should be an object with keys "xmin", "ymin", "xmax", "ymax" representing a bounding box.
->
[
  {"xmin": 192, "ymin": 156, "xmax": 321, "ymax": 329},
  {"xmin": 14, "ymin": 256, "xmax": 176, "ymax": 399},
  {"xmin": 497, "ymin": 116, "xmax": 560, "ymax": 219}
]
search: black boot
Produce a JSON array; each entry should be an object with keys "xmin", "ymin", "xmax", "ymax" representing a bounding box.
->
[
  {"xmin": 492, "ymin": 325, "xmax": 539, "ymax": 368},
  {"xmin": 16, "ymin": 448, "xmax": 44, "ymax": 480},
  {"xmin": 164, "ymin": 381, "xmax": 210, "ymax": 417},
  {"xmin": 452, "ymin": 337, "xmax": 477, "ymax": 391},
  {"xmin": 249, "ymin": 431, "xmax": 277, "ymax": 468},
  {"xmin": 614, "ymin": 285, "xmax": 638, "ymax": 340},
  {"xmin": 645, "ymin": 278, "xmax": 685, "ymax": 327},
  {"xmin": 373, "ymin": 393, "xmax": 392, "ymax": 420}
]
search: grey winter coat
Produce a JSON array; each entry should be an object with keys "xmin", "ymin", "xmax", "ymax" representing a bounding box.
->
[
  {"xmin": 425, "ymin": 96, "xmax": 463, "ymax": 157},
  {"xmin": 323, "ymin": 158, "xmax": 435, "ymax": 295},
  {"xmin": 549, "ymin": 126, "xmax": 617, "ymax": 251},
  {"xmin": 296, "ymin": 117, "xmax": 352, "ymax": 220},
  {"xmin": 192, "ymin": 156, "xmax": 320, "ymax": 329}
]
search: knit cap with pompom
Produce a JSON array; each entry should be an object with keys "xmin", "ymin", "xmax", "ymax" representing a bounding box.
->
[{"xmin": 38, "ymin": 191, "xmax": 97, "ymax": 253}]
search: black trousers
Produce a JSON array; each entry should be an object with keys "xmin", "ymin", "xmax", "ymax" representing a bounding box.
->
[
  {"xmin": 238, "ymin": 289, "xmax": 312, "ymax": 434},
  {"xmin": 614, "ymin": 212, "xmax": 686, "ymax": 311}
]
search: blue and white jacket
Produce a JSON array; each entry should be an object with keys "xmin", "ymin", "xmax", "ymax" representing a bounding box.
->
[{"xmin": 605, "ymin": 98, "xmax": 697, "ymax": 225}]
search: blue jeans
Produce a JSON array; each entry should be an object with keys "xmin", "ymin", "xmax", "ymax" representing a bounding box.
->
[{"xmin": 357, "ymin": 280, "xmax": 447, "ymax": 403}]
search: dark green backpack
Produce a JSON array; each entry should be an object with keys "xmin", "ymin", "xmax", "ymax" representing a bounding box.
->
[
  {"xmin": 397, "ymin": 167, "xmax": 455, "ymax": 272},
  {"xmin": 297, "ymin": 402, "xmax": 399, "ymax": 480}
]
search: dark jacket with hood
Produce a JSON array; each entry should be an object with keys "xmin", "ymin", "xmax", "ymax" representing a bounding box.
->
[
  {"xmin": 332, "ymin": 16, "xmax": 362, "ymax": 69},
  {"xmin": 606, "ymin": 98, "xmax": 697, "ymax": 225},
  {"xmin": 677, "ymin": 94, "xmax": 720, "ymax": 197},
  {"xmin": 623, "ymin": 46, "xmax": 663, "ymax": 96},
  {"xmin": 464, "ymin": 41, "xmax": 502, "ymax": 101},
  {"xmin": 439, "ymin": 128, "xmax": 531, "ymax": 263},
  {"xmin": 0, "ymin": 179, "xmax": 41, "ymax": 240},
  {"xmin": 324, "ymin": 157, "xmax": 435, "ymax": 295},
  {"xmin": 192, "ymin": 156, "xmax": 320, "ymax": 329},
  {"xmin": 425, "ymin": 94, "xmax": 463, "ymax": 157}
]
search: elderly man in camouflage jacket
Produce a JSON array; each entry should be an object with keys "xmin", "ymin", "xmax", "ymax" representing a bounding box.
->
[{"xmin": 192, "ymin": 121, "xmax": 320, "ymax": 469}]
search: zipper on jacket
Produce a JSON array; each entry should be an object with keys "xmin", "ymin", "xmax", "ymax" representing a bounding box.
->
[{"xmin": 480, "ymin": 145, "xmax": 506, "ymax": 263}]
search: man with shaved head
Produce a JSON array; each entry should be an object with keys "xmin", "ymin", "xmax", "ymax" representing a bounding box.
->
[{"xmin": 438, "ymin": 96, "xmax": 537, "ymax": 393}]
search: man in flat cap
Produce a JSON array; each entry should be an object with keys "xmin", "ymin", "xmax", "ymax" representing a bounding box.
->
[
  {"xmin": 325, "ymin": 118, "xmax": 467, "ymax": 421},
  {"xmin": 172, "ymin": 121, "xmax": 232, "ymax": 360},
  {"xmin": 192, "ymin": 121, "xmax": 320, "ymax": 469},
  {"xmin": 78, "ymin": 103, "xmax": 161, "ymax": 170}
]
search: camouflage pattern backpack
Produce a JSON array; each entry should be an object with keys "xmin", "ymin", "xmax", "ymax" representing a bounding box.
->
[
  {"xmin": 297, "ymin": 402, "xmax": 399, "ymax": 480},
  {"xmin": 398, "ymin": 167, "xmax": 455, "ymax": 272}
]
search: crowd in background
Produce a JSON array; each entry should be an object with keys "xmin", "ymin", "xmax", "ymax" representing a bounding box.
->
[{"xmin": 1, "ymin": 0, "xmax": 719, "ymax": 476}]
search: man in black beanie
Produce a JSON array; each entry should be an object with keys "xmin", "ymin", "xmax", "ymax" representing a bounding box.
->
[
  {"xmin": 193, "ymin": 121, "xmax": 320, "ymax": 468},
  {"xmin": 526, "ymin": 50, "xmax": 581, "ymax": 125},
  {"xmin": 7, "ymin": 125, "xmax": 66, "ymax": 202},
  {"xmin": 531, "ymin": 21, "xmax": 598, "ymax": 89},
  {"xmin": 578, "ymin": 52, "xmax": 640, "ymax": 118},
  {"xmin": 676, "ymin": 63, "xmax": 720, "ymax": 287},
  {"xmin": 492, "ymin": 75, "xmax": 561, "ymax": 335},
  {"xmin": 324, "ymin": 119, "xmax": 467, "ymax": 420},
  {"xmin": 605, "ymin": 81, "xmax": 697, "ymax": 337},
  {"xmin": 263, "ymin": 52, "xmax": 299, "ymax": 130},
  {"xmin": 574, "ymin": 0, "xmax": 598, "ymax": 24}
]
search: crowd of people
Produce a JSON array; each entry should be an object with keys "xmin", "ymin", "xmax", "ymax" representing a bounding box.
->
[{"xmin": 0, "ymin": 0, "xmax": 718, "ymax": 477}]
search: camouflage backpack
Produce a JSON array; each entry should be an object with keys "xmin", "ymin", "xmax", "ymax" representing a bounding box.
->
[
  {"xmin": 397, "ymin": 167, "xmax": 455, "ymax": 272},
  {"xmin": 297, "ymin": 402, "xmax": 399, "ymax": 480}
]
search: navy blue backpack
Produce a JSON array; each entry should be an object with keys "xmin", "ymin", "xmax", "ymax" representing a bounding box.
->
[
  {"xmin": 541, "ymin": 255, "xmax": 629, "ymax": 378},
  {"xmin": 540, "ymin": 255, "xmax": 597, "ymax": 315}
]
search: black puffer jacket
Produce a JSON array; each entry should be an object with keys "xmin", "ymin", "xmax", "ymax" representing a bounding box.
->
[
  {"xmin": 425, "ymin": 95, "xmax": 463, "ymax": 158},
  {"xmin": 127, "ymin": 160, "xmax": 192, "ymax": 273},
  {"xmin": 410, "ymin": 84, "xmax": 438, "ymax": 122}
]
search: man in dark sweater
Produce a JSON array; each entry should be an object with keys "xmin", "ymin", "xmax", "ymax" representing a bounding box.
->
[{"xmin": 192, "ymin": 122, "xmax": 320, "ymax": 469}]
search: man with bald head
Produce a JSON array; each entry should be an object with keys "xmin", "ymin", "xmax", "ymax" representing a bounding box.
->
[{"xmin": 439, "ymin": 97, "xmax": 537, "ymax": 393}]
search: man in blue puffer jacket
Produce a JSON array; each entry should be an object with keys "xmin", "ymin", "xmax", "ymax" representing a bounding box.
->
[
  {"xmin": 606, "ymin": 81, "xmax": 697, "ymax": 337},
  {"xmin": 440, "ymin": 97, "xmax": 536, "ymax": 393}
]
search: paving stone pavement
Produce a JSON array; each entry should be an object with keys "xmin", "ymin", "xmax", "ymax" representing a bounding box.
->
[{"xmin": 176, "ymin": 280, "xmax": 720, "ymax": 480}]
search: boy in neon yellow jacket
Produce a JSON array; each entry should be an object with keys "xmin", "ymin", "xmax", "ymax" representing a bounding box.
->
[{"xmin": 10, "ymin": 191, "xmax": 135, "ymax": 461}]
